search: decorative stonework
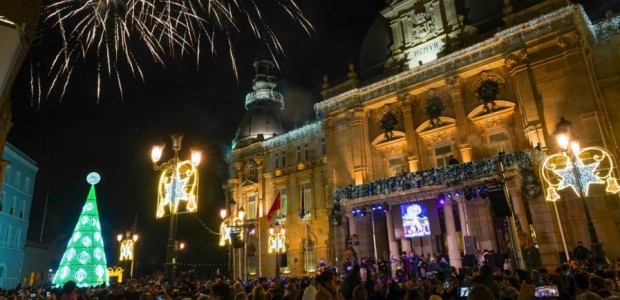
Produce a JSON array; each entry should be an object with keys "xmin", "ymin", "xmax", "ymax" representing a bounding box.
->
[
  {"xmin": 504, "ymin": 49, "xmax": 528, "ymax": 70},
  {"xmin": 467, "ymin": 100, "xmax": 516, "ymax": 133},
  {"xmin": 415, "ymin": 116, "xmax": 457, "ymax": 144},
  {"xmin": 445, "ymin": 74, "xmax": 461, "ymax": 87},
  {"xmin": 409, "ymin": 5, "xmax": 440, "ymax": 45},
  {"xmin": 377, "ymin": 105, "xmax": 400, "ymax": 140},
  {"xmin": 473, "ymin": 71, "xmax": 506, "ymax": 113},
  {"xmin": 557, "ymin": 32, "xmax": 580, "ymax": 50},
  {"xmin": 397, "ymin": 92, "xmax": 413, "ymax": 105},
  {"xmin": 425, "ymin": 93, "xmax": 444, "ymax": 128}
]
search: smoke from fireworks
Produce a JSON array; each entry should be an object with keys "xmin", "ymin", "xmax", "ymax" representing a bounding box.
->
[{"xmin": 34, "ymin": 0, "xmax": 312, "ymax": 102}]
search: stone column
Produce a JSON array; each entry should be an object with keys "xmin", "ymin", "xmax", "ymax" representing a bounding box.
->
[
  {"xmin": 445, "ymin": 75, "xmax": 472, "ymax": 162},
  {"xmin": 443, "ymin": 202, "xmax": 462, "ymax": 268},
  {"xmin": 401, "ymin": 239, "xmax": 412, "ymax": 253},
  {"xmin": 385, "ymin": 211, "xmax": 399, "ymax": 260},
  {"xmin": 456, "ymin": 198, "xmax": 470, "ymax": 255},
  {"xmin": 398, "ymin": 93, "xmax": 421, "ymax": 172}
]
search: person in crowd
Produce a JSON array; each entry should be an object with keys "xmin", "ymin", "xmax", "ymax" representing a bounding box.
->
[
  {"xmin": 315, "ymin": 270, "xmax": 343, "ymax": 300},
  {"xmin": 340, "ymin": 264, "xmax": 361, "ymax": 299},
  {"xmin": 574, "ymin": 241, "xmax": 592, "ymax": 264},
  {"xmin": 211, "ymin": 283, "xmax": 231, "ymax": 300},
  {"xmin": 351, "ymin": 285, "xmax": 367, "ymax": 300},
  {"xmin": 60, "ymin": 281, "xmax": 78, "ymax": 300},
  {"xmin": 470, "ymin": 264, "xmax": 500, "ymax": 299}
]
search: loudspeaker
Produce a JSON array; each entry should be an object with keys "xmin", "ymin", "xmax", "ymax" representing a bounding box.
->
[
  {"xmin": 464, "ymin": 236, "xmax": 477, "ymax": 255},
  {"xmin": 489, "ymin": 191, "xmax": 512, "ymax": 217},
  {"xmin": 278, "ymin": 253, "xmax": 288, "ymax": 267}
]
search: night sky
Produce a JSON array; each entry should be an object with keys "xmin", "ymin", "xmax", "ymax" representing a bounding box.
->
[
  {"xmin": 8, "ymin": 0, "xmax": 385, "ymax": 274},
  {"xmin": 7, "ymin": 0, "xmax": 617, "ymax": 275}
]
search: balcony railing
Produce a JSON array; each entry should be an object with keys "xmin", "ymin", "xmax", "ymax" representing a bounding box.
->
[
  {"xmin": 333, "ymin": 151, "xmax": 534, "ymax": 202},
  {"xmin": 245, "ymin": 90, "xmax": 284, "ymax": 109}
]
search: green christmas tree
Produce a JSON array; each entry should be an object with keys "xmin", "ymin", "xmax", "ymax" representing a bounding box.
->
[{"xmin": 53, "ymin": 172, "xmax": 109, "ymax": 287}]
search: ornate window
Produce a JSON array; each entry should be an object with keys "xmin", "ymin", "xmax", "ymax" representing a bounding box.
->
[
  {"xmin": 434, "ymin": 143, "xmax": 454, "ymax": 167},
  {"xmin": 304, "ymin": 143, "xmax": 310, "ymax": 161},
  {"xmin": 296, "ymin": 146, "xmax": 302, "ymax": 163},
  {"xmin": 301, "ymin": 183, "xmax": 312, "ymax": 221},
  {"xmin": 247, "ymin": 195, "xmax": 257, "ymax": 220},
  {"xmin": 275, "ymin": 152, "xmax": 279, "ymax": 169},
  {"xmin": 487, "ymin": 129, "xmax": 512, "ymax": 154},
  {"xmin": 388, "ymin": 157, "xmax": 405, "ymax": 176},
  {"xmin": 281, "ymin": 151, "xmax": 286, "ymax": 167},
  {"xmin": 302, "ymin": 237, "xmax": 316, "ymax": 272},
  {"xmin": 275, "ymin": 188, "xmax": 288, "ymax": 224}
]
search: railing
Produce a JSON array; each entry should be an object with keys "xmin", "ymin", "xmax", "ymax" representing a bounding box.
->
[{"xmin": 333, "ymin": 151, "xmax": 534, "ymax": 203}]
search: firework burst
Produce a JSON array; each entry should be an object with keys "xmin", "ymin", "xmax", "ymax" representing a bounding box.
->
[{"xmin": 34, "ymin": 0, "xmax": 312, "ymax": 102}]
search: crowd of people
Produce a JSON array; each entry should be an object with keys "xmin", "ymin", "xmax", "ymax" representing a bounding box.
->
[{"xmin": 1, "ymin": 246, "xmax": 619, "ymax": 300}]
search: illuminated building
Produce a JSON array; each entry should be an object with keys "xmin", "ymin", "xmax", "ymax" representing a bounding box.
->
[
  {"xmin": 228, "ymin": 0, "xmax": 620, "ymax": 275},
  {"xmin": 0, "ymin": 143, "xmax": 38, "ymax": 288}
]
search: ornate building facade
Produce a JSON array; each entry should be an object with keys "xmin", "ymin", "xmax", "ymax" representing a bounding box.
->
[{"xmin": 228, "ymin": 0, "xmax": 620, "ymax": 277}]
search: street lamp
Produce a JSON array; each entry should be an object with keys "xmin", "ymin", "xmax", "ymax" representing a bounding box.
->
[
  {"xmin": 551, "ymin": 117, "xmax": 605, "ymax": 264},
  {"xmin": 268, "ymin": 222, "xmax": 286, "ymax": 278},
  {"xmin": 117, "ymin": 231, "xmax": 139, "ymax": 280},
  {"xmin": 218, "ymin": 207, "xmax": 254, "ymax": 282},
  {"xmin": 151, "ymin": 134, "xmax": 201, "ymax": 284}
]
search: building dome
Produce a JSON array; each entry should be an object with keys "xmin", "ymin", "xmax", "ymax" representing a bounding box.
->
[
  {"xmin": 359, "ymin": 16, "xmax": 392, "ymax": 79},
  {"xmin": 233, "ymin": 56, "xmax": 284, "ymax": 149}
]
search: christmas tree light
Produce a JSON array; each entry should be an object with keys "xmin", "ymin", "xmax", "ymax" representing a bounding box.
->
[{"xmin": 53, "ymin": 172, "xmax": 109, "ymax": 287}]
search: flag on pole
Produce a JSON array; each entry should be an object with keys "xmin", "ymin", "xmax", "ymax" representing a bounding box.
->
[
  {"xmin": 299, "ymin": 185, "xmax": 306, "ymax": 219},
  {"xmin": 267, "ymin": 191, "xmax": 281, "ymax": 222}
]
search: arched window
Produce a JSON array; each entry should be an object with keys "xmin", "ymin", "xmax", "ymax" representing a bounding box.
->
[
  {"xmin": 3, "ymin": 167, "xmax": 10, "ymax": 184},
  {"xmin": 15, "ymin": 171, "xmax": 21, "ymax": 189},
  {"xmin": 24, "ymin": 177, "xmax": 31, "ymax": 194},
  {"xmin": 9, "ymin": 197, "xmax": 15, "ymax": 215}
]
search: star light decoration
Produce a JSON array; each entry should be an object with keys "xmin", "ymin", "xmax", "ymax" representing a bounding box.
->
[
  {"xmin": 540, "ymin": 146, "xmax": 620, "ymax": 201},
  {"xmin": 156, "ymin": 160, "xmax": 198, "ymax": 218},
  {"xmin": 219, "ymin": 216, "xmax": 244, "ymax": 246}
]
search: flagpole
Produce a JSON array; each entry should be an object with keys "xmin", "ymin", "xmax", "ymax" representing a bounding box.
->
[{"xmin": 39, "ymin": 190, "xmax": 49, "ymax": 243}]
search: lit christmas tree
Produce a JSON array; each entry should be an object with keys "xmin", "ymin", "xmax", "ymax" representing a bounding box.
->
[{"xmin": 53, "ymin": 172, "xmax": 109, "ymax": 287}]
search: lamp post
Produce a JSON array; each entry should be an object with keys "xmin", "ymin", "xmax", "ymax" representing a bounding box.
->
[
  {"xmin": 553, "ymin": 118, "xmax": 605, "ymax": 264},
  {"xmin": 269, "ymin": 222, "xmax": 285, "ymax": 278},
  {"xmin": 497, "ymin": 154, "xmax": 526, "ymax": 270},
  {"xmin": 151, "ymin": 134, "xmax": 201, "ymax": 284},
  {"xmin": 218, "ymin": 206, "xmax": 254, "ymax": 283},
  {"xmin": 117, "ymin": 231, "xmax": 139, "ymax": 280}
]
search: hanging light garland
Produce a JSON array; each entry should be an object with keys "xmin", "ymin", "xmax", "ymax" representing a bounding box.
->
[{"xmin": 333, "ymin": 151, "xmax": 536, "ymax": 204}]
